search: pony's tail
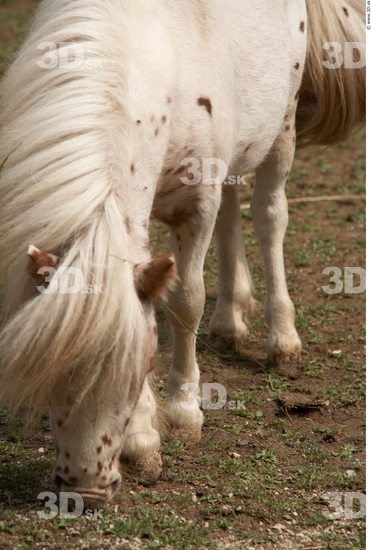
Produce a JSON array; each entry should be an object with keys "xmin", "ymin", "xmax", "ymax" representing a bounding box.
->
[
  {"xmin": 0, "ymin": 197, "xmax": 146, "ymax": 424},
  {"xmin": 296, "ymin": 0, "xmax": 365, "ymax": 147}
]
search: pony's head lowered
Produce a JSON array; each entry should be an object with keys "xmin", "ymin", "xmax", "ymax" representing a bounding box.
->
[{"xmin": 5, "ymin": 246, "xmax": 177, "ymax": 509}]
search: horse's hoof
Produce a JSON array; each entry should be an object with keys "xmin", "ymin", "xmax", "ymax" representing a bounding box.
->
[
  {"xmin": 121, "ymin": 451, "xmax": 163, "ymax": 482},
  {"xmin": 208, "ymin": 331, "xmax": 251, "ymax": 353},
  {"xmin": 169, "ymin": 424, "xmax": 202, "ymax": 446},
  {"xmin": 266, "ymin": 354, "xmax": 302, "ymax": 379}
]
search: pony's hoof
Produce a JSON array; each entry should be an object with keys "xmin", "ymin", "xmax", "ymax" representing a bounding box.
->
[
  {"xmin": 208, "ymin": 333, "xmax": 242, "ymax": 352},
  {"xmin": 169, "ymin": 424, "xmax": 202, "ymax": 446},
  {"xmin": 121, "ymin": 451, "xmax": 163, "ymax": 482},
  {"xmin": 266, "ymin": 354, "xmax": 302, "ymax": 379}
]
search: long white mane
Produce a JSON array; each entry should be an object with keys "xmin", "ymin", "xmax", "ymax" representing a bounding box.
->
[{"xmin": 0, "ymin": 0, "xmax": 151, "ymax": 420}]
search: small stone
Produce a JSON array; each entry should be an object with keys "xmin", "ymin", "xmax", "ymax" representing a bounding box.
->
[
  {"xmin": 207, "ymin": 480, "xmax": 219, "ymax": 488},
  {"xmin": 230, "ymin": 452, "xmax": 241, "ymax": 459},
  {"xmin": 272, "ymin": 523, "xmax": 285, "ymax": 531},
  {"xmin": 38, "ymin": 448, "xmax": 45, "ymax": 453},
  {"xmin": 346, "ymin": 470, "xmax": 356, "ymax": 477}
]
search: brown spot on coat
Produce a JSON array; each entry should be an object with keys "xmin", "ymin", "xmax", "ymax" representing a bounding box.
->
[
  {"xmin": 125, "ymin": 217, "xmax": 131, "ymax": 233},
  {"xmin": 167, "ymin": 97, "xmax": 172, "ymax": 104},
  {"xmin": 97, "ymin": 462, "xmax": 103, "ymax": 471},
  {"xmin": 197, "ymin": 97, "xmax": 212, "ymax": 116},
  {"xmin": 97, "ymin": 446, "xmax": 102, "ymax": 454},
  {"xmin": 295, "ymin": 62, "xmax": 300, "ymax": 70},
  {"xmin": 285, "ymin": 124, "xmax": 290, "ymax": 131},
  {"xmin": 56, "ymin": 466, "xmax": 62, "ymax": 472},
  {"xmin": 162, "ymin": 115, "xmax": 167, "ymax": 124},
  {"xmin": 102, "ymin": 435, "xmax": 112, "ymax": 446},
  {"xmin": 131, "ymin": 163, "xmax": 135, "ymax": 174},
  {"xmin": 57, "ymin": 420, "xmax": 63, "ymax": 428},
  {"xmin": 161, "ymin": 210, "xmax": 191, "ymax": 228},
  {"xmin": 155, "ymin": 128, "xmax": 159, "ymax": 137},
  {"xmin": 65, "ymin": 452, "xmax": 70, "ymax": 459},
  {"xmin": 174, "ymin": 165, "xmax": 186, "ymax": 176},
  {"xmin": 69, "ymin": 476, "xmax": 78, "ymax": 485},
  {"xmin": 176, "ymin": 234, "xmax": 181, "ymax": 242},
  {"xmin": 299, "ymin": 21, "xmax": 305, "ymax": 32},
  {"xmin": 343, "ymin": 7, "xmax": 349, "ymax": 16},
  {"xmin": 64, "ymin": 465, "xmax": 69, "ymax": 474},
  {"xmin": 83, "ymin": 468, "xmax": 88, "ymax": 473},
  {"xmin": 102, "ymin": 476, "xmax": 107, "ymax": 482}
]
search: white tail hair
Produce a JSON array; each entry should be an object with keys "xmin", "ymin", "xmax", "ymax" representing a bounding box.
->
[
  {"xmin": 297, "ymin": 0, "xmax": 365, "ymax": 147},
  {"xmin": 0, "ymin": 0, "xmax": 146, "ymax": 422}
]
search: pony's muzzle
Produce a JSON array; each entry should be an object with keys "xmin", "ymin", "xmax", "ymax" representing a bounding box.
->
[{"xmin": 53, "ymin": 473, "xmax": 121, "ymax": 510}]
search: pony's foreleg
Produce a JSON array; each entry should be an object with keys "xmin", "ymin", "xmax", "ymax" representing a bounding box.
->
[
  {"xmin": 120, "ymin": 377, "xmax": 162, "ymax": 479},
  {"xmin": 165, "ymin": 190, "xmax": 221, "ymax": 444},
  {"xmin": 209, "ymin": 184, "xmax": 256, "ymax": 346},
  {"xmin": 251, "ymin": 115, "xmax": 302, "ymax": 377}
]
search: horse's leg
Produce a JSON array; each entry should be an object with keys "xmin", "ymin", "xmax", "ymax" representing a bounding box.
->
[
  {"xmin": 165, "ymin": 188, "xmax": 222, "ymax": 444},
  {"xmin": 120, "ymin": 377, "xmax": 163, "ymax": 479},
  {"xmin": 251, "ymin": 106, "xmax": 302, "ymax": 377},
  {"xmin": 209, "ymin": 184, "xmax": 256, "ymax": 347}
]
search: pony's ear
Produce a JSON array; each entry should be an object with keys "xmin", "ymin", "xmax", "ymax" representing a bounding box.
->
[
  {"xmin": 135, "ymin": 254, "xmax": 177, "ymax": 302},
  {"xmin": 27, "ymin": 245, "xmax": 60, "ymax": 286}
]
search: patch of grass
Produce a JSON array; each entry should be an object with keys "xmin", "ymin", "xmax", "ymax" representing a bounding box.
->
[
  {"xmin": 0, "ymin": 458, "xmax": 54, "ymax": 500},
  {"xmin": 103, "ymin": 507, "xmax": 214, "ymax": 549}
]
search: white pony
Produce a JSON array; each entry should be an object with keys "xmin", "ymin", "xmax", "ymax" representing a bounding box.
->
[{"xmin": 0, "ymin": 0, "xmax": 365, "ymax": 508}]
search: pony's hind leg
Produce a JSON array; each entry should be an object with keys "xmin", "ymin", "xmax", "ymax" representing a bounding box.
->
[
  {"xmin": 209, "ymin": 184, "xmax": 256, "ymax": 348},
  {"xmin": 165, "ymin": 187, "xmax": 222, "ymax": 445},
  {"xmin": 121, "ymin": 377, "xmax": 162, "ymax": 480},
  {"xmin": 251, "ymin": 109, "xmax": 302, "ymax": 377}
]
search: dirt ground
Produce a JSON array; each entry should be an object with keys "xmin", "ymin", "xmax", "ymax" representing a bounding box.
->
[{"xmin": 0, "ymin": 2, "xmax": 366, "ymax": 549}]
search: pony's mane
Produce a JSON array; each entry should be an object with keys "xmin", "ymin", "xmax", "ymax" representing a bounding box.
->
[
  {"xmin": 0, "ymin": 0, "xmax": 148, "ymax": 423},
  {"xmin": 296, "ymin": 0, "xmax": 365, "ymax": 147}
]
